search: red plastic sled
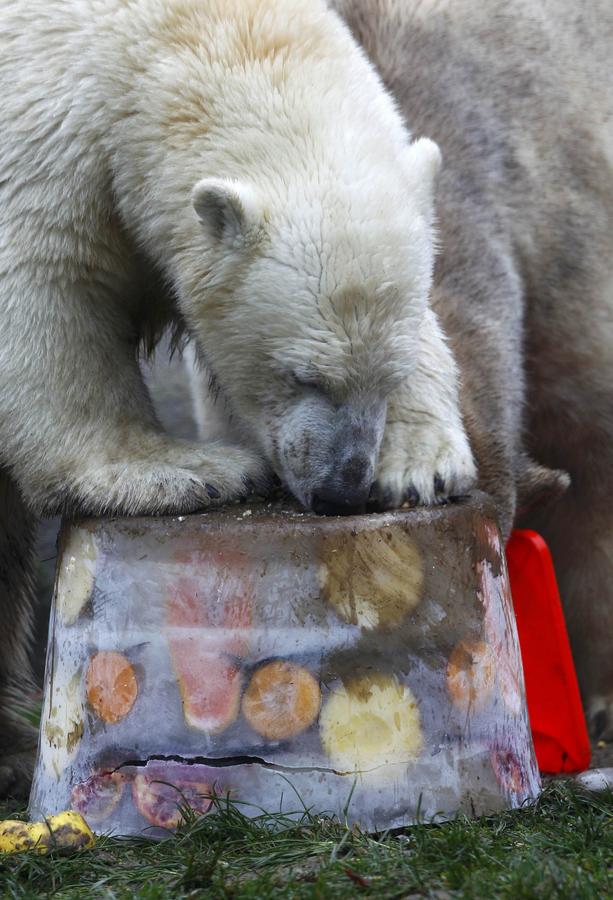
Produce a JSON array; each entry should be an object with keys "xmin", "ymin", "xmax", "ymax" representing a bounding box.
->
[{"xmin": 506, "ymin": 530, "xmax": 591, "ymax": 773}]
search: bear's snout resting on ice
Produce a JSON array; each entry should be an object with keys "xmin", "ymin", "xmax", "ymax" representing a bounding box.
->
[
  {"xmin": 187, "ymin": 155, "xmax": 475, "ymax": 516},
  {"xmin": 0, "ymin": 0, "xmax": 475, "ymax": 795}
]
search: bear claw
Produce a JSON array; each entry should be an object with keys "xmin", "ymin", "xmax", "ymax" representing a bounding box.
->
[{"xmin": 403, "ymin": 485, "xmax": 420, "ymax": 506}]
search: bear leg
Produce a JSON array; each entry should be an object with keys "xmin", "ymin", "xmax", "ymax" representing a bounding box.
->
[
  {"xmin": 523, "ymin": 286, "xmax": 613, "ymax": 740},
  {"xmin": 525, "ymin": 482, "xmax": 613, "ymax": 741},
  {"xmin": 1, "ymin": 272, "xmax": 269, "ymax": 518},
  {"xmin": 372, "ymin": 307, "xmax": 477, "ymax": 510},
  {"xmin": 0, "ymin": 469, "xmax": 38, "ymax": 800}
]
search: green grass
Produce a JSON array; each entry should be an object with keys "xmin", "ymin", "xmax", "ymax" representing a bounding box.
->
[{"xmin": 1, "ymin": 781, "xmax": 612, "ymax": 899}]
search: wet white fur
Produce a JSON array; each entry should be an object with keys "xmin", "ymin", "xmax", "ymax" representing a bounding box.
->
[{"xmin": 0, "ymin": 0, "xmax": 475, "ymax": 516}]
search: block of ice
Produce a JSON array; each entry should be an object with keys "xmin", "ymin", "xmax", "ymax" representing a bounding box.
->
[{"xmin": 29, "ymin": 494, "xmax": 540, "ymax": 836}]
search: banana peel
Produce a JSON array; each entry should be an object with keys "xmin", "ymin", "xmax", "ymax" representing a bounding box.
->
[{"xmin": 0, "ymin": 810, "xmax": 94, "ymax": 854}]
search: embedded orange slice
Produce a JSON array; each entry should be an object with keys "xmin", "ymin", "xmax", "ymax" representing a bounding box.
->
[
  {"xmin": 242, "ymin": 660, "xmax": 321, "ymax": 741},
  {"xmin": 86, "ymin": 651, "xmax": 138, "ymax": 724},
  {"xmin": 446, "ymin": 638, "xmax": 496, "ymax": 712}
]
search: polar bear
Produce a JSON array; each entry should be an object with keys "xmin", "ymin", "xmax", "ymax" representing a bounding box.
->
[
  {"xmin": 189, "ymin": 0, "xmax": 613, "ymax": 743},
  {"xmin": 327, "ymin": 0, "xmax": 613, "ymax": 741},
  {"xmin": 0, "ymin": 0, "xmax": 475, "ymax": 796}
]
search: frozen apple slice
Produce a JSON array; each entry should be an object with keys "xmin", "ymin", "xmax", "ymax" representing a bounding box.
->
[
  {"xmin": 86, "ymin": 651, "xmax": 138, "ymax": 724},
  {"xmin": 319, "ymin": 673, "xmax": 423, "ymax": 772},
  {"xmin": 319, "ymin": 529, "xmax": 423, "ymax": 629},
  {"xmin": 71, "ymin": 770, "xmax": 125, "ymax": 822},
  {"xmin": 446, "ymin": 638, "xmax": 496, "ymax": 713},
  {"xmin": 132, "ymin": 764, "xmax": 212, "ymax": 829},
  {"xmin": 242, "ymin": 660, "xmax": 321, "ymax": 741}
]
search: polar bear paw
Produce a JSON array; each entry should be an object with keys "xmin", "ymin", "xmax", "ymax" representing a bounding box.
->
[
  {"xmin": 59, "ymin": 442, "xmax": 271, "ymax": 518},
  {"xmin": 371, "ymin": 418, "xmax": 477, "ymax": 510}
]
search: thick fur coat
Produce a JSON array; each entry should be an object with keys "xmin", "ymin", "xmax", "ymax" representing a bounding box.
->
[
  {"xmin": 1, "ymin": 0, "xmax": 612, "ymax": 796},
  {"xmin": 192, "ymin": 0, "xmax": 613, "ymax": 742},
  {"xmin": 0, "ymin": 0, "xmax": 475, "ymax": 796},
  {"xmin": 331, "ymin": 0, "xmax": 613, "ymax": 739}
]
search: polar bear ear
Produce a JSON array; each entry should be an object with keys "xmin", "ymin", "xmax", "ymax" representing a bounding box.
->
[
  {"xmin": 403, "ymin": 137, "xmax": 442, "ymax": 215},
  {"xmin": 192, "ymin": 178, "xmax": 262, "ymax": 246}
]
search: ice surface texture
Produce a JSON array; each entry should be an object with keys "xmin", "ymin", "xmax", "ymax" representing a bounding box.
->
[{"xmin": 29, "ymin": 494, "xmax": 540, "ymax": 836}]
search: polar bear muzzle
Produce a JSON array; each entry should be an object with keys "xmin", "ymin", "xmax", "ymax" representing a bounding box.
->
[
  {"xmin": 275, "ymin": 393, "xmax": 386, "ymax": 515},
  {"xmin": 310, "ymin": 452, "xmax": 374, "ymax": 515}
]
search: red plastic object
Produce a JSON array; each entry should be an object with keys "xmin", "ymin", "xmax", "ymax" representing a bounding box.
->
[{"xmin": 506, "ymin": 530, "xmax": 591, "ymax": 773}]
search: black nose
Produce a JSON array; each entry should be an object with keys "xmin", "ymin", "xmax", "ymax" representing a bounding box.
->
[{"xmin": 311, "ymin": 484, "xmax": 372, "ymax": 516}]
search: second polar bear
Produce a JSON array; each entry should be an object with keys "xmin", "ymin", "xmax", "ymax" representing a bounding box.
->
[{"xmin": 0, "ymin": 0, "xmax": 474, "ymax": 797}]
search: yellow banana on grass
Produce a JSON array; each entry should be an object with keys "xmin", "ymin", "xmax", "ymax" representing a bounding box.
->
[{"xmin": 0, "ymin": 810, "xmax": 94, "ymax": 854}]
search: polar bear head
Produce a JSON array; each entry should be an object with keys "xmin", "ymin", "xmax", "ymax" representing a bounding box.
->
[{"xmin": 181, "ymin": 138, "xmax": 441, "ymax": 514}]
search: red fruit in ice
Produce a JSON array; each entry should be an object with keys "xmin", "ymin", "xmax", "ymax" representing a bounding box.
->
[
  {"xmin": 71, "ymin": 770, "xmax": 124, "ymax": 822},
  {"xmin": 175, "ymin": 650, "xmax": 243, "ymax": 733},
  {"xmin": 490, "ymin": 747, "xmax": 527, "ymax": 795},
  {"xmin": 132, "ymin": 764, "xmax": 212, "ymax": 829},
  {"xmin": 167, "ymin": 545, "xmax": 253, "ymax": 733}
]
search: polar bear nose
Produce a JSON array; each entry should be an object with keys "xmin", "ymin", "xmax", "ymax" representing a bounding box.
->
[
  {"xmin": 311, "ymin": 486, "xmax": 371, "ymax": 516},
  {"xmin": 311, "ymin": 454, "xmax": 374, "ymax": 516}
]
